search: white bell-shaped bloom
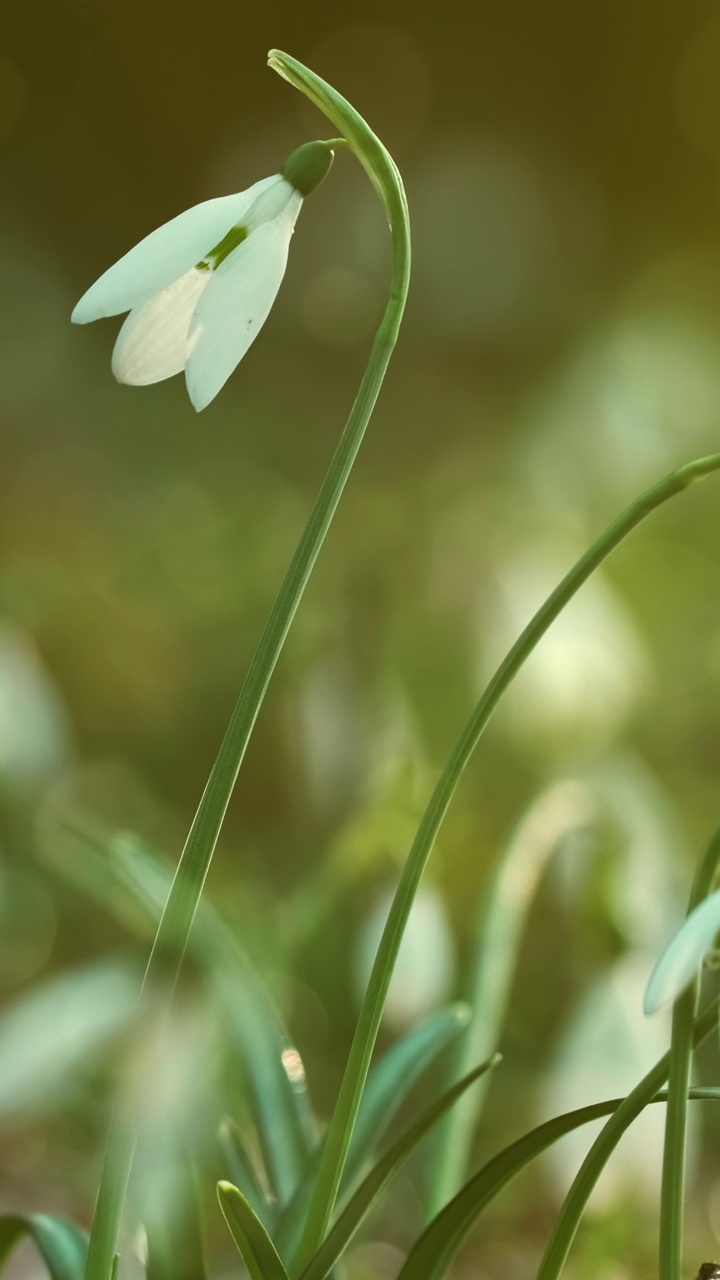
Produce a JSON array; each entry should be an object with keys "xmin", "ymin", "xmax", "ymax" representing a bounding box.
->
[
  {"xmin": 644, "ymin": 888, "xmax": 720, "ymax": 1014},
  {"xmin": 72, "ymin": 143, "xmax": 334, "ymax": 411}
]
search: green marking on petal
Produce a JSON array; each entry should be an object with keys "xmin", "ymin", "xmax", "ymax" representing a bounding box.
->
[{"xmin": 197, "ymin": 224, "xmax": 250, "ymax": 272}]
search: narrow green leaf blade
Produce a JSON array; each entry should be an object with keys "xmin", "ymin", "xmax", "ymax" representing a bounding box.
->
[
  {"xmin": 0, "ymin": 1215, "xmax": 88, "ymax": 1280},
  {"xmin": 298, "ymin": 1055, "xmax": 500, "ymax": 1280},
  {"xmin": 217, "ymin": 1183, "xmax": 289, "ymax": 1280},
  {"xmin": 274, "ymin": 1004, "xmax": 470, "ymax": 1264},
  {"xmin": 534, "ymin": 999, "xmax": 719, "ymax": 1280},
  {"xmin": 219, "ymin": 1118, "xmax": 274, "ymax": 1225},
  {"xmin": 397, "ymin": 1086, "xmax": 720, "ymax": 1280},
  {"xmin": 121, "ymin": 837, "xmax": 315, "ymax": 1199},
  {"xmin": 293, "ymin": 453, "xmax": 720, "ymax": 1271},
  {"xmin": 645, "ymin": 888, "xmax": 720, "ymax": 1014},
  {"xmin": 345, "ymin": 1004, "xmax": 471, "ymax": 1187},
  {"xmin": 77, "ymin": 830, "xmax": 314, "ymax": 1206}
]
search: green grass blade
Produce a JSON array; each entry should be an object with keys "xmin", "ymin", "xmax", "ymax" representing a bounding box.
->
[
  {"xmin": 217, "ymin": 1183, "xmax": 290, "ymax": 1280},
  {"xmin": 116, "ymin": 836, "xmax": 315, "ymax": 1202},
  {"xmin": 296, "ymin": 1055, "xmax": 499, "ymax": 1280},
  {"xmin": 295, "ymin": 453, "xmax": 720, "ymax": 1269},
  {"xmin": 535, "ymin": 999, "xmax": 719, "ymax": 1280},
  {"xmin": 661, "ymin": 988, "xmax": 698, "ymax": 1280},
  {"xmin": 62, "ymin": 827, "xmax": 314, "ymax": 1207},
  {"xmin": 0, "ymin": 1215, "xmax": 88, "ymax": 1280},
  {"xmin": 396, "ymin": 1084, "xmax": 720, "ymax": 1280},
  {"xmin": 344, "ymin": 1004, "xmax": 471, "ymax": 1188},
  {"xmin": 210, "ymin": 961, "xmax": 311, "ymax": 1204},
  {"xmin": 219, "ymin": 1118, "xmax": 275, "ymax": 1227},
  {"xmin": 274, "ymin": 1004, "xmax": 471, "ymax": 1265},
  {"xmin": 83, "ymin": 48, "xmax": 410, "ymax": 1280},
  {"xmin": 659, "ymin": 821, "xmax": 720, "ymax": 1280}
]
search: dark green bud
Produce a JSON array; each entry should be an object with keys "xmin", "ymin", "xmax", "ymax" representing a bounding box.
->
[{"xmin": 281, "ymin": 141, "xmax": 334, "ymax": 197}]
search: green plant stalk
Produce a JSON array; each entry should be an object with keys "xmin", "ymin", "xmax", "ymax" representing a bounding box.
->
[
  {"xmin": 83, "ymin": 52, "xmax": 410, "ymax": 1280},
  {"xmin": 536, "ymin": 996, "xmax": 720, "ymax": 1280},
  {"xmin": 398, "ymin": 1084, "xmax": 720, "ymax": 1280},
  {"xmin": 295, "ymin": 453, "xmax": 720, "ymax": 1271},
  {"xmin": 659, "ymin": 821, "xmax": 720, "ymax": 1280}
]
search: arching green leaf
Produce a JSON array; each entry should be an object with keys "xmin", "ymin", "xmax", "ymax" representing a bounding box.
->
[
  {"xmin": 397, "ymin": 1087, "xmax": 720, "ymax": 1280},
  {"xmin": 275, "ymin": 1003, "xmax": 470, "ymax": 1262},
  {"xmin": 345, "ymin": 1004, "xmax": 471, "ymax": 1186},
  {"xmin": 61, "ymin": 827, "xmax": 314, "ymax": 1206},
  {"xmin": 298, "ymin": 1054, "xmax": 499, "ymax": 1280},
  {"xmin": 217, "ymin": 1183, "xmax": 289, "ymax": 1280},
  {"xmin": 0, "ymin": 1214, "xmax": 88, "ymax": 1280},
  {"xmin": 219, "ymin": 1117, "xmax": 275, "ymax": 1227}
]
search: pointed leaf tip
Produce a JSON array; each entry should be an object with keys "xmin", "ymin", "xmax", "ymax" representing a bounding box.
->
[
  {"xmin": 644, "ymin": 889, "xmax": 720, "ymax": 1015},
  {"xmin": 217, "ymin": 1182, "xmax": 289, "ymax": 1280}
]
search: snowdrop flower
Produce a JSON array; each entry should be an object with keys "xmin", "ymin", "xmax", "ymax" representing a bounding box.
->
[
  {"xmin": 644, "ymin": 888, "xmax": 720, "ymax": 1014},
  {"xmin": 72, "ymin": 141, "xmax": 335, "ymax": 411}
]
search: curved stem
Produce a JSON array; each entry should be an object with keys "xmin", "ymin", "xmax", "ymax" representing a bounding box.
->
[
  {"xmin": 83, "ymin": 53, "xmax": 410, "ymax": 1280},
  {"xmin": 295, "ymin": 454, "xmax": 720, "ymax": 1272},
  {"xmin": 397, "ymin": 1007, "xmax": 720, "ymax": 1280},
  {"xmin": 536, "ymin": 996, "xmax": 720, "ymax": 1280},
  {"xmin": 659, "ymin": 822, "xmax": 720, "ymax": 1280}
]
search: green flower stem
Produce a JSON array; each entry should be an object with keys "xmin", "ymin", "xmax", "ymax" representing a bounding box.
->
[
  {"xmin": 536, "ymin": 995, "xmax": 720, "ymax": 1280},
  {"xmin": 659, "ymin": 822, "xmax": 720, "ymax": 1280},
  {"xmin": 295, "ymin": 454, "xmax": 720, "ymax": 1273},
  {"xmin": 83, "ymin": 53, "xmax": 410, "ymax": 1280}
]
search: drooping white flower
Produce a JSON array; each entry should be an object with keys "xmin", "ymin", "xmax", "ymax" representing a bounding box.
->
[
  {"xmin": 72, "ymin": 142, "xmax": 334, "ymax": 411},
  {"xmin": 644, "ymin": 888, "xmax": 720, "ymax": 1015}
]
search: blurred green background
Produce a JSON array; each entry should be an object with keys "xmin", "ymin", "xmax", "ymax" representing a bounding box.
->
[{"xmin": 3, "ymin": 2, "xmax": 720, "ymax": 1277}]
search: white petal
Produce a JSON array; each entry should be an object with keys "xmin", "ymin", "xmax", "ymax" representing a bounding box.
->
[
  {"xmin": 643, "ymin": 888, "xmax": 720, "ymax": 1014},
  {"xmin": 71, "ymin": 177, "xmax": 283, "ymax": 324},
  {"xmin": 112, "ymin": 267, "xmax": 210, "ymax": 386},
  {"xmin": 244, "ymin": 177, "xmax": 303, "ymax": 230},
  {"xmin": 184, "ymin": 209, "xmax": 299, "ymax": 412}
]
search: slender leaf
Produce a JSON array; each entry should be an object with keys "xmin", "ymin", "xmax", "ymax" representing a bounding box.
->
[
  {"xmin": 646, "ymin": 888, "xmax": 720, "ymax": 1014},
  {"xmin": 658, "ymin": 823, "xmax": 720, "ymax": 1280},
  {"xmin": 219, "ymin": 1118, "xmax": 275, "ymax": 1226},
  {"xmin": 217, "ymin": 1183, "xmax": 289, "ymax": 1280},
  {"xmin": 118, "ymin": 835, "xmax": 316, "ymax": 1203},
  {"xmin": 345, "ymin": 1004, "xmax": 471, "ymax": 1187},
  {"xmin": 62, "ymin": 827, "xmax": 313, "ymax": 1207},
  {"xmin": 297, "ymin": 1055, "xmax": 500, "ymax": 1280},
  {"xmin": 535, "ymin": 998, "xmax": 720, "ymax": 1280},
  {"xmin": 397, "ymin": 1086, "xmax": 720, "ymax": 1280},
  {"xmin": 294, "ymin": 451, "xmax": 720, "ymax": 1270},
  {"xmin": 275, "ymin": 1004, "xmax": 470, "ymax": 1261},
  {"xmin": 0, "ymin": 1215, "xmax": 88, "ymax": 1280}
]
